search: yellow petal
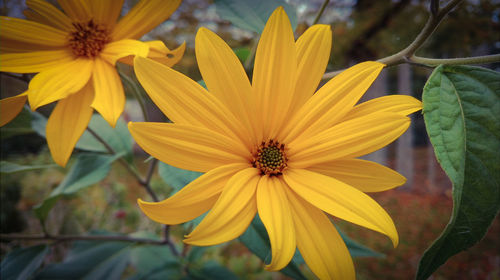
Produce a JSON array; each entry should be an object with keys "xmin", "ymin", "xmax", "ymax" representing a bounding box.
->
[
  {"xmin": 133, "ymin": 56, "xmax": 251, "ymax": 148},
  {"xmin": 289, "ymin": 24, "xmax": 332, "ymax": 116},
  {"xmin": 0, "ymin": 49, "xmax": 74, "ymax": 73},
  {"xmin": 118, "ymin": 41, "xmax": 186, "ymax": 67},
  {"xmin": 87, "ymin": 0, "xmax": 123, "ymax": 29},
  {"xmin": 185, "ymin": 168, "xmax": 260, "ymax": 246},
  {"xmin": 195, "ymin": 27, "xmax": 259, "ymax": 144},
  {"xmin": 57, "ymin": 0, "xmax": 91, "ymax": 22},
  {"xmin": 257, "ymin": 176, "xmax": 296, "ymax": 271},
  {"xmin": 280, "ymin": 61, "xmax": 385, "ymax": 143},
  {"xmin": 26, "ymin": 0, "xmax": 73, "ymax": 31},
  {"xmin": 46, "ymin": 82, "xmax": 93, "ymax": 167},
  {"xmin": 284, "ymin": 168, "xmax": 399, "ymax": 247},
  {"xmin": 91, "ymin": 58, "xmax": 124, "ymax": 127},
  {"xmin": 23, "ymin": 10, "xmax": 52, "ymax": 28},
  {"xmin": 0, "ymin": 16, "xmax": 68, "ymax": 47},
  {"xmin": 138, "ymin": 163, "xmax": 248, "ymax": 225},
  {"xmin": 343, "ymin": 95, "xmax": 423, "ymax": 121},
  {"xmin": 146, "ymin": 40, "xmax": 186, "ymax": 67},
  {"xmin": 252, "ymin": 7, "xmax": 297, "ymax": 139},
  {"xmin": 286, "ymin": 188, "xmax": 355, "ymax": 280},
  {"xmin": 308, "ymin": 159, "xmax": 406, "ymax": 192},
  {"xmin": 28, "ymin": 58, "xmax": 94, "ymax": 110},
  {"xmin": 112, "ymin": 0, "xmax": 181, "ymax": 40},
  {"xmin": 289, "ymin": 113, "xmax": 410, "ymax": 168},
  {"xmin": 100, "ymin": 39, "xmax": 149, "ymax": 65},
  {"xmin": 0, "ymin": 92, "xmax": 28, "ymax": 127},
  {"xmin": 128, "ymin": 122, "xmax": 249, "ymax": 173}
]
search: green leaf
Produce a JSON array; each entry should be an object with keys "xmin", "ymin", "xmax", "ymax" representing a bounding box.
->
[
  {"xmin": 337, "ymin": 228, "xmax": 384, "ymax": 258},
  {"xmin": 0, "ymin": 161, "xmax": 57, "ymax": 173},
  {"xmin": 158, "ymin": 162, "xmax": 202, "ymax": 194},
  {"xmin": 239, "ymin": 215, "xmax": 306, "ymax": 280},
  {"xmin": 214, "ymin": 0, "xmax": 297, "ymax": 34},
  {"xmin": 30, "ymin": 112, "xmax": 133, "ymax": 162},
  {"xmin": 0, "ymin": 107, "xmax": 34, "ymax": 139},
  {"xmin": 128, "ymin": 244, "xmax": 181, "ymax": 280},
  {"xmin": 187, "ymin": 261, "xmax": 239, "ymax": 280},
  {"xmin": 233, "ymin": 47, "xmax": 251, "ymax": 63},
  {"xmin": 1, "ymin": 244, "xmax": 48, "ymax": 280},
  {"xmin": 35, "ymin": 241, "xmax": 132, "ymax": 280},
  {"xmin": 418, "ymin": 65, "xmax": 500, "ymax": 279},
  {"xmin": 187, "ymin": 246, "xmax": 206, "ymax": 263},
  {"xmin": 34, "ymin": 153, "xmax": 123, "ymax": 222}
]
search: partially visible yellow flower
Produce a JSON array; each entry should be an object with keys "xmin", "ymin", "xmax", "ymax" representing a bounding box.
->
[
  {"xmin": 0, "ymin": 0, "xmax": 185, "ymax": 166},
  {"xmin": 129, "ymin": 7, "xmax": 422, "ymax": 280}
]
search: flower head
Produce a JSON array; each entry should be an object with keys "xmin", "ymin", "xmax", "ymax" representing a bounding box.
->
[
  {"xmin": 0, "ymin": 0, "xmax": 185, "ymax": 166},
  {"xmin": 130, "ymin": 7, "xmax": 422, "ymax": 280}
]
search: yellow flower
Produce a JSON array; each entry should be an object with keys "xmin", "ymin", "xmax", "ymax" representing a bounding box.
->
[
  {"xmin": 0, "ymin": 0, "xmax": 185, "ymax": 166},
  {"xmin": 130, "ymin": 7, "xmax": 421, "ymax": 280}
]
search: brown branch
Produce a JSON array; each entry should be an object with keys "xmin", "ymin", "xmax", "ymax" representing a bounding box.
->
[
  {"xmin": 86, "ymin": 128, "xmax": 179, "ymax": 256},
  {"xmin": 0, "ymin": 233, "xmax": 165, "ymax": 245},
  {"xmin": 312, "ymin": 0, "xmax": 330, "ymax": 25},
  {"xmin": 348, "ymin": 0, "xmax": 411, "ymax": 61},
  {"xmin": 323, "ymin": 0, "xmax": 465, "ymax": 79}
]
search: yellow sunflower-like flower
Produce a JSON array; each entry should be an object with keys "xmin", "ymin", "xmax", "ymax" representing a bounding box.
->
[
  {"xmin": 0, "ymin": 0, "xmax": 185, "ymax": 166},
  {"xmin": 130, "ymin": 7, "xmax": 421, "ymax": 280}
]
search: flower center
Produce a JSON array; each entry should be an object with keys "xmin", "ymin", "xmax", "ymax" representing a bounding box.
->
[
  {"xmin": 68, "ymin": 20, "xmax": 110, "ymax": 58},
  {"xmin": 252, "ymin": 139, "xmax": 288, "ymax": 176}
]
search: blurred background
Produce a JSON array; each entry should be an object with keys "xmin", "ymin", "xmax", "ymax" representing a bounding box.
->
[{"xmin": 1, "ymin": 0, "xmax": 499, "ymax": 279}]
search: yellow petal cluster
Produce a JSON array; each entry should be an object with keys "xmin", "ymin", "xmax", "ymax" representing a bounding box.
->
[
  {"xmin": 130, "ymin": 7, "xmax": 422, "ymax": 280},
  {"xmin": 0, "ymin": 0, "xmax": 185, "ymax": 166}
]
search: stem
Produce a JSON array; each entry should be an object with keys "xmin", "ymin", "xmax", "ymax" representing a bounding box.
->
[
  {"xmin": 86, "ymin": 127, "xmax": 143, "ymax": 182},
  {"xmin": 118, "ymin": 70, "xmax": 179, "ymax": 257},
  {"xmin": 410, "ymin": 54, "xmax": 500, "ymax": 66},
  {"xmin": 141, "ymin": 158, "xmax": 159, "ymax": 202},
  {"xmin": 164, "ymin": 225, "xmax": 180, "ymax": 256},
  {"xmin": 1, "ymin": 73, "xmax": 31, "ymax": 83},
  {"xmin": 322, "ymin": 0, "xmax": 465, "ymax": 79},
  {"xmin": 118, "ymin": 70, "xmax": 149, "ymax": 122},
  {"xmin": 244, "ymin": 38, "xmax": 259, "ymax": 71},
  {"xmin": 312, "ymin": 0, "xmax": 330, "ymax": 25},
  {"xmin": 0, "ymin": 233, "xmax": 165, "ymax": 245}
]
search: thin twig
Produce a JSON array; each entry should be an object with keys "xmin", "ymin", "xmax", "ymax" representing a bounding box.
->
[
  {"xmin": 163, "ymin": 225, "xmax": 180, "ymax": 256},
  {"xmin": 0, "ymin": 233, "xmax": 165, "ymax": 245},
  {"xmin": 118, "ymin": 70, "xmax": 150, "ymax": 122},
  {"xmin": 86, "ymin": 126, "xmax": 144, "ymax": 182},
  {"xmin": 141, "ymin": 158, "xmax": 159, "ymax": 202},
  {"xmin": 409, "ymin": 54, "xmax": 500, "ymax": 66},
  {"xmin": 322, "ymin": 0, "xmax": 465, "ymax": 79},
  {"xmin": 1, "ymin": 72, "xmax": 31, "ymax": 83},
  {"xmin": 244, "ymin": 38, "xmax": 259, "ymax": 71},
  {"xmin": 312, "ymin": 0, "xmax": 330, "ymax": 25}
]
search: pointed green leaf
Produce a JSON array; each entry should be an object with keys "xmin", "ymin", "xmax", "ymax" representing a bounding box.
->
[
  {"xmin": 239, "ymin": 215, "xmax": 306, "ymax": 280},
  {"xmin": 35, "ymin": 240, "xmax": 131, "ymax": 280},
  {"xmin": 1, "ymin": 244, "xmax": 48, "ymax": 280},
  {"xmin": 0, "ymin": 161, "xmax": 57, "ymax": 173},
  {"xmin": 31, "ymin": 112, "xmax": 133, "ymax": 163},
  {"xmin": 337, "ymin": 228, "xmax": 385, "ymax": 258},
  {"xmin": 34, "ymin": 153, "xmax": 123, "ymax": 222},
  {"xmin": 187, "ymin": 261, "xmax": 239, "ymax": 280},
  {"xmin": 0, "ymin": 107, "xmax": 34, "ymax": 139},
  {"xmin": 214, "ymin": 0, "xmax": 297, "ymax": 34},
  {"xmin": 158, "ymin": 162, "xmax": 202, "ymax": 194},
  {"xmin": 418, "ymin": 65, "xmax": 500, "ymax": 279}
]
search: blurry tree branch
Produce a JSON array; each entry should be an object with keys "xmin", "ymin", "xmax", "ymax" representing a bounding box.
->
[
  {"xmin": 0, "ymin": 233, "xmax": 166, "ymax": 245},
  {"xmin": 312, "ymin": 0, "xmax": 330, "ymax": 25},
  {"xmin": 347, "ymin": 0, "xmax": 411, "ymax": 60},
  {"xmin": 322, "ymin": 0, "xmax": 496, "ymax": 79},
  {"xmin": 86, "ymin": 127, "xmax": 179, "ymax": 256}
]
